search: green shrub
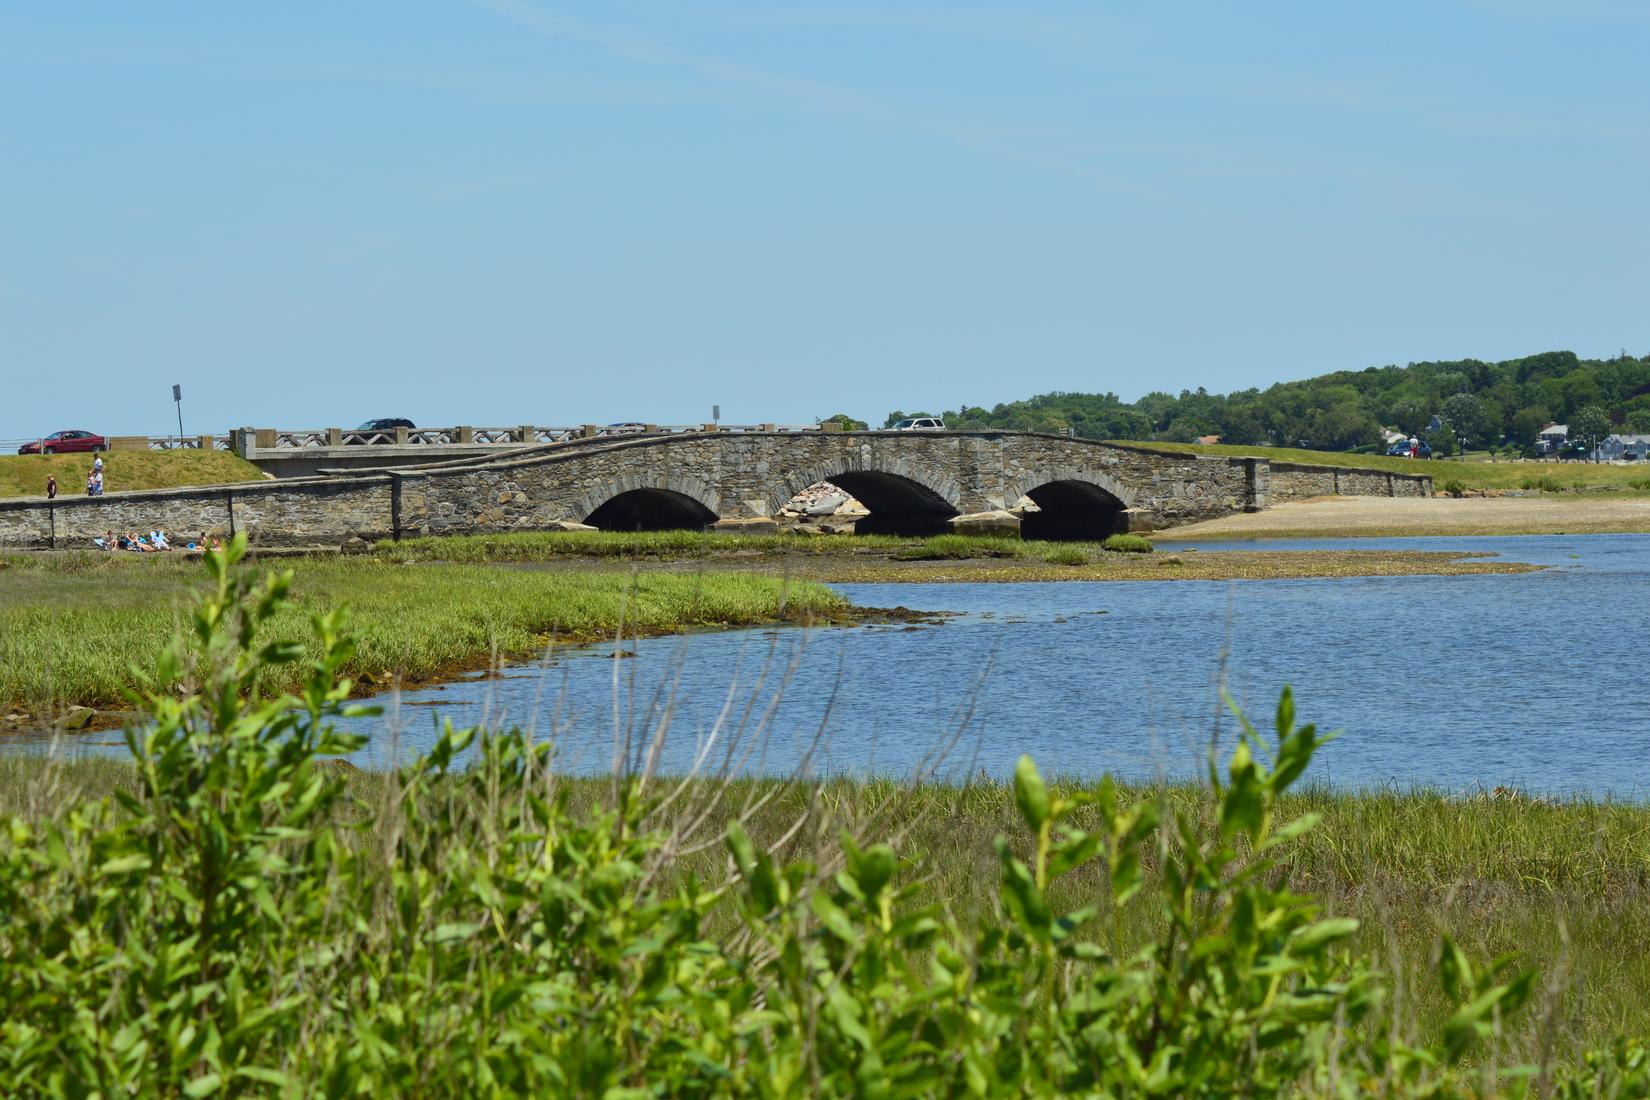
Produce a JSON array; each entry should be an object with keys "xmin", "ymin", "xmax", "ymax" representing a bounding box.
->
[
  {"xmin": 1442, "ymin": 478, "xmax": 1465, "ymax": 497},
  {"xmin": 3, "ymin": 543, "xmax": 1645, "ymax": 1095},
  {"xmin": 1041, "ymin": 545, "xmax": 1088, "ymax": 566},
  {"xmin": 1102, "ymin": 532, "xmax": 1154, "ymax": 553},
  {"xmin": 892, "ymin": 533, "xmax": 1024, "ymax": 560}
]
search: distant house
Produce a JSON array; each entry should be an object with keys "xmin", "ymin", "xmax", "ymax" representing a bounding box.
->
[
  {"xmin": 1535, "ymin": 423, "xmax": 1568, "ymax": 456},
  {"xmin": 1599, "ymin": 434, "xmax": 1650, "ymax": 462},
  {"xmin": 1382, "ymin": 429, "xmax": 1408, "ymax": 446},
  {"xmin": 1194, "ymin": 434, "xmax": 1222, "ymax": 445}
]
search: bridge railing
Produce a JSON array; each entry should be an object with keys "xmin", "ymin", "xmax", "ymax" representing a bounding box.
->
[{"xmin": 3, "ymin": 424, "xmax": 829, "ymax": 457}]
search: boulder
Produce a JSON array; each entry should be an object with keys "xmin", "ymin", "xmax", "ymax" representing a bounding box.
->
[
  {"xmin": 805, "ymin": 494, "xmax": 850, "ymax": 516},
  {"xmin": 59, "ymin": 705, "xmax": 96, "ymax": 731},
  {"xmin": 789, "ymin": 524, "xmax": 828, "ymax": 537},
  {"xmin": 817, "ymin": 521, "xmax": 859, "ymax": 535},
  {"xmin": 340, "ymin": 535, "xmax": 372, "ymax": 554},
  {"xmin": 948, "ymin": 510, "xmax": 1021, "ymax": 536},
  {"xmin": 712, "ymin": 516, "xmax": 780, "ymax": 535}
]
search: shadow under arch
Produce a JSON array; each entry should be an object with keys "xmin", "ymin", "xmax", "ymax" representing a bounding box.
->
[
  {"xmin": 584, "ymin": 489, "xmax": 719, "ymax": 532},
  {"xmin": 1019, "ymin": 479, "xmax": 1130, "ymax": 541},
  {"xmin": 807, "ymin": 470, "xmax": 958, "ymax": 535}
]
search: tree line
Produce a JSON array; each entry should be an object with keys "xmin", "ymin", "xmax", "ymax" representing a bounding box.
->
[{"xmin": 828, "ymin": 349, "xmax": 1650, "ymax": 455}]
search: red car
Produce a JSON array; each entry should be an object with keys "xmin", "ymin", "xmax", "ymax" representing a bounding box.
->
[{"xmin": 17, "ymin": 430, "xmax": 108, "ymax": 455}]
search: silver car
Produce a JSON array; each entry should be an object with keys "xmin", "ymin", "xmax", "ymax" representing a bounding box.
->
[{"xmin": 891, "ymin": 417, "xmax": 946, "ymax": 431}]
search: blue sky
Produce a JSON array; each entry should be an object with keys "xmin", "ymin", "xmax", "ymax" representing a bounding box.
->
[{"xmin": 3, "ymin": 2, "xmax": 1647, "ymax": 440}]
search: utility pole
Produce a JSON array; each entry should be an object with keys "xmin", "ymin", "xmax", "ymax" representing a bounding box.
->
[{"xmin": 172, "ymin": 384, "xmax": 185, "ymax": 443}]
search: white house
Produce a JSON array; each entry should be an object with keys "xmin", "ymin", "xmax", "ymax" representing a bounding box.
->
[{"xmin": 1535, "ymin": 423, "xmax": 1568, "ymax": 456}]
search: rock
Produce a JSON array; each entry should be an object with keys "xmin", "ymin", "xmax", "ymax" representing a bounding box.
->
[
  {"xmin": 59, "ymin": 705, "xmax": 96, "ymax": 731},
  {"xmin": 712, "ymin": 516, "xmax": 780, "ymax": 535},
  {"xmin": 805, "ymin": 494, "xmax": 849, "ymax": 516},
  {"xmin": 948, "ymin": 510, "xmax": 1021, "ymax": 536},
  {"xmin": 546, "ymin": 519, "xmax": 599, "ymax": 532},
  {"xmin": 817, "ymin": 521, "xmax": 858, "ymax": 535},
  {"xmin": 789, "ymin": 524, "xmax": 828, "ymax": 537},
  {"xmin": 340, "ymin": 536, "xmax": 371, "ymax": 554}
]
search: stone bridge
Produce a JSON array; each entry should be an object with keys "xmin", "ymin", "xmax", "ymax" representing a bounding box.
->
[{"xmin": 0, "ymin": 430, "xmax": 1432, "ymax": 549}]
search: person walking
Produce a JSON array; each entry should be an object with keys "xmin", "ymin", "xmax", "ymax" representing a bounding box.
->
[
  {"xmin": 92, "ymin": 469, "xmax": 104, "ymax": 496},
  {"xmin": 1408, "ymin": 435, "xmax": 1419, "ymax": 459},
  {"xmin": 93, "ymin": 454, "xmax": 103, "ymax": 476},
  {"xmin": 46, "ymin": 475, "xmax": 56, "ymax": 499},
  {"xmin": 86, "ymin": 471, "xmax": 97, "ymax": 496}
]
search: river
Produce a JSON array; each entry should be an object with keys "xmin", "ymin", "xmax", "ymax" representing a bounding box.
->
[{"xmin": 29, "ymin": 534, "xmax": 1650, "ymax": 797}]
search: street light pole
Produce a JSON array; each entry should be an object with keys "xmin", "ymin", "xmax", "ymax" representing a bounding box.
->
[{"xmin": 172, "ymin": 384, "xmax": 184, "ymax": 444}]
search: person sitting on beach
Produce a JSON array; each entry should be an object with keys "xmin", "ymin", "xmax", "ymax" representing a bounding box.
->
[{"xmin": 116, "ymin": 533, "xmax": 133, "ymax": 551}]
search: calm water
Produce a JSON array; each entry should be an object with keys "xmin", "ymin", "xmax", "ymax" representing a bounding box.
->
[{"xmin": 30, "ymin": 535, "xmax": 1650, "ymax": 797}]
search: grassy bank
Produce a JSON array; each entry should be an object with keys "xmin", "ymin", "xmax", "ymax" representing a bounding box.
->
[
  {"xmin": 0, "ymin": 450, "xmax": 266, "ymax": 498},
  {"xmin": 3, "ymin": 756, "xmax": 1645, "ymax": 1066},
  {"xmin": 1152, "ymin": 439, "xmax": 1650, "ymax": 493},
  {"xmin": 0, "ymin": 551, "xmax": 851, "ymax": 714},
  {"xmin": 378, "ymin": 528, "xmax": 1540, "ymax": 582}
]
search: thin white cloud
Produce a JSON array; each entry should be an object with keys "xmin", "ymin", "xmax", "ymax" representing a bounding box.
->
[{"xmin": 465, "ymin": 0, "xmax": 872, "ymax": 117}]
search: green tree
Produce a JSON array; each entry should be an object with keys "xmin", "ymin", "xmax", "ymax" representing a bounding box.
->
[
  {"xmin": 1440, "ymin": 393, "xmax": 1495, "ymax": 451},
  {"xmin": 1508, "ymin": 406, "xmax": 1552, "ymax": 449},
  {"xmin": 819, "ymin": 412, "xmax": 868, "ymax": 431},
  {"xmin": 1569, "ymin": 404, "xmax": 1612, "ymax": 461}
]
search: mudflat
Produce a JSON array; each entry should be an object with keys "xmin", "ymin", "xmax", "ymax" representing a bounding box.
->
[{"xmin": 1156, "ymin": 493, "xmax": 1650, "ymax": 540}]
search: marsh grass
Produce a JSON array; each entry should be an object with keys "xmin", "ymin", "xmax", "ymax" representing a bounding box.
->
[
  {"xmin": 378, "ymin": 529, "xmax": 908, "ymax": 561},
  {"xmin": 0, "ymin": 553, "xmax": 850, "ymax": 712}
]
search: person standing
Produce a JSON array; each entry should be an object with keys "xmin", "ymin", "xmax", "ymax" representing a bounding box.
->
[
  {"xmin": 93, "ymin": 453, "xmax": 103, "ymax": 476},
  {"xmin": 46, "ymin": 475, "xmax": 56, "ymax": 499},
  {"xmin": 86, "ymin": 471, "xmax": 97, "ymax": 496},
  {"xmin": 1408, "ymin": 435, "xmax": 1419, "ymax": 459},
  {"xmin": 93, "ymin": 469, "xmax": 104, "ymax": 496}
]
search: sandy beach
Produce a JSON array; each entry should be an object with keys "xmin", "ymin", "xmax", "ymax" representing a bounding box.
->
[{"xmin": 1154, "ymin": 494, "xmax": 1650, "ymax": 540}]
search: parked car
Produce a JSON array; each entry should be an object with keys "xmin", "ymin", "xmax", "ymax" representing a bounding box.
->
[
  {"xmin": 1385, "ymin": 441, "xmax": 1433, "ymax": 458},
  {"xmin": 356, "ymin": 418, "xmax": 416, "ymax": 432},
  {"xmin": 891, "ymin": 417, "xmax": 946, "ymax": 431},
  {"xmin": 17, "ymin": 430, "xmax": 107, "ymax": 455}
]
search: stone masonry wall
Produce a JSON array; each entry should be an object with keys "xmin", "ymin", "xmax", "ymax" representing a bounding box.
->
[
  {"xmin": 0, "ymin": 477, "xmax": 397, "ymax": 550},
  {"xmin": 0, "ymin": 434, "xmax": 1434, "ymax": 549}
]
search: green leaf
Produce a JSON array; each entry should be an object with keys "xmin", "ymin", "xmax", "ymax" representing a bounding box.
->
[
  {"xmin": 183, "ymin": 1073, "xmax": 222, "ymax": 1097},
  {"xmin": 98, "ymin": 853, "xmax": 152, "ymax": 877},
  {"xmin": 851, "ymin": 842, "xmax": 897, "ymax": 903},
  {"xmin": 1288, "ymin": 917, "xmax": 1359, "ymax": 956},
  {"xmin": 432, "ymin": 922, "xmax": 482, "ymax": 944},
  {"xmin": 1013, "ymin": 755, "xmax": 1049, "ymax": 831},
  {"xmin": 1440, "ymin": 934, "xmax": 1473, "ymax": 1004}
]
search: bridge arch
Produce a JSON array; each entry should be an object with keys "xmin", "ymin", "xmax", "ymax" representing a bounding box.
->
[
  {"xmin": 1007, "ymin": 469, "xmax": 1135, "ymax": 541},
  {"xmin": 577, "ymin": 474, "xmax": 720, "ymax": 532},
  {"xmin": 774, "ymin": 459, "xmax": 960, "ymax": 536}
]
